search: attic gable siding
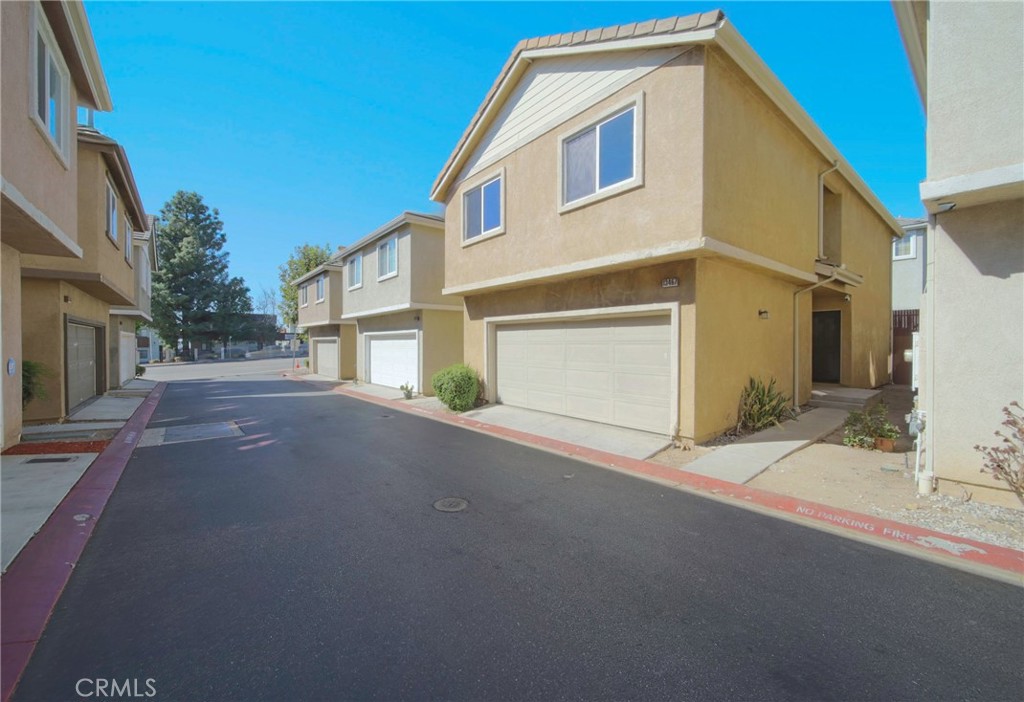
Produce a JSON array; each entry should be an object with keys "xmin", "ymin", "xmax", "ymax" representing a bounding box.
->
[{"xmin": 458, "ymin": 47, "xmax": 685, "ymax": 185}]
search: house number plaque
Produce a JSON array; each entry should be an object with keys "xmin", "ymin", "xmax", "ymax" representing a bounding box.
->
[{"xmin": 661, "ymin": 277, "xmax": 679, "ymax": 288}]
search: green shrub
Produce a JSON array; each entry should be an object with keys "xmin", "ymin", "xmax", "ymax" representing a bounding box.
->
[
  {"xmin": 135, "ymin": 364, "xmax": 146, "ymax": 377},
  {"xmin": 431, "ymin": 364, "xmax": 479, "ymax": 412},
  {"xmin": 21, "ymin": 360, "xmax": 52, "ymax": 409},
  {"xmin": 738, "ymin": 376, "xmax": 795, "ymax": 432},
  {"xmin": 843, "ymin": 402, "xmax": 900, "ymax": 449}
]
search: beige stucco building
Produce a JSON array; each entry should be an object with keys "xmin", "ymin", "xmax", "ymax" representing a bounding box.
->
[
  {"xmin": 338, "ymin": 212, "xmax": 463, "ymax": 395},
  {"xmin": 894, "ymin": 1, "xmax": 1024, "ymax": 505},
  {"xmin": 1, "ymin": 1, "xmax": 115, "ymax": 445},
  {"xmin": 294, "ymin": 250, "xmax": 354, "ymax": 381},
  {"xmin": 431, "ymin": 12, "xmax": 899, "ymax": 442}
]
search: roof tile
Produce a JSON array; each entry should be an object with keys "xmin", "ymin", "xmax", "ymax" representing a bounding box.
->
[
  {"xmin": 634, "ymin": 19, "xmax": 657, "ymax": 36},
  {"xmin": 584, "ymin": 28, "xmax": 602, "ymax": 42},
  {"xmin": 570, "ymin": 30, "xmax": 587, "ymax": 44},
  {"xmin": 599, "ymin": 26, "xmax": 618, "ymax": 41},
  {"xmin": 697, "ymin": 10, "xmax": 723, "ymax": 29},
  {"xmin": 616, "ymin": 22, "xmax": 637, "ymax": 39}
]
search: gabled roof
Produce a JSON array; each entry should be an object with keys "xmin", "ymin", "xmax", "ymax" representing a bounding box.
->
[
  {"xmin": 430, "ymin": 10, "xmax": 901, "ymax": 236},
  {"xmin": 77, "ymin": 126, "xmax": 147, "ymax": 231},
  {"xmin": 338, "ymin": 211, "xmax": 444, "ymax": 264},
  {"xmin": 44, "ymin": 1, "xmax": 114, "ymax": 111}
]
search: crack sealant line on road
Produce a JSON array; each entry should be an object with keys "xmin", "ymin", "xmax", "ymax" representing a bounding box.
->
[
  {"xmin": 0, "ymin": 382, "xmax": 167, "ymax": 702},
  {"xmin": 283, "ymin": 373, "xmax": 1024, "ymax": 583}
]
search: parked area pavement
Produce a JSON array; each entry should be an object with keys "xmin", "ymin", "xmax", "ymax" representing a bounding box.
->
[{"xmin": 11, "ymin": 369, "xmax": 1023, "ymax": 701}]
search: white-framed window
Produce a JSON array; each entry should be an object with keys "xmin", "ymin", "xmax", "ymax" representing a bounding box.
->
[
  {"xmin": 893, "ymin": 232, "xmax": 918, "ymax": 260},
  {"xmin": 105, "ymin": 181, "xmax": 118, "ymax": 245},
  {"xmin": 300, "ymin": 284, "xmax": 308, "ymax": 306},
  {"xmin": 29, "ymin": 4, "xmax": 70, "ymax": 163},
  {"xmin": 141, "ymin": 248, "xmax": 151, "ymax": 293},
  {"xmin": 377, "ymin": 237, "xmax": 398, "ymax": 280},
  {"xmin": 124, "ymin": 219, "xmax": 133, "ymax": 263},
  {"xmin": 315, "ymin": 274, "xmax": 325, "ymax": 302},
  {"xmin": 463, "ymin": 171, "xmax": 504, "ymax": 244},
  {"xmin": 348, "ymin": 253, "xmax": 362, "ymax": 290},
  {"xmin": 559, "ymin": 95, "xmax": 644, "ymax": 212}
]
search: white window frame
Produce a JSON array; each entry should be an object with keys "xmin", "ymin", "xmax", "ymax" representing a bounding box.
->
[
  {"xmin": 461, "ymin": 167, "xmax": 505, "ymax": 247},
  {"xmin": 558, "ymin": 92, "xmax": 645, "ymax": 214},
  {"xmin": 105, "ymin": 180, "xmax": 119, "ymax": 245},
  {"xmin": 141, "ymin": 248, "xmax": 151, "ymax": 293},
  {"xmin": 377, "ymin": 237, "xmax": 398, "ymax": 281},
  {"xmin": 300, "ymin": 284, "xmax": 308, "ymax": 307},
  {"xmin": 124, "ymin": 219, "xmax": 133, "ymax": 264},
  {"xmin": 893, "ymin": 231, "xmax": 918, "ymax": 260},
  {"xmin": 29, "ymin": 3, "xmax": 71, "ymax": 167},
  {"xmin": 315, "ymin": 274, "xmax": 325, "ymax": 303},
  {"xmin": 348, "ymin": 253, "xmax": 363, "ymax": 290}
]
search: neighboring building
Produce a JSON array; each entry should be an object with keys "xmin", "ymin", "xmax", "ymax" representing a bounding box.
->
[
  {"xmin": 294, "ymin": 249, "xmax": 354, "ymax": 380},
  {"xmin": 431, "ymin": 11, "xmax": 899, "ymax": 441},
  {"xmin": 891, "ymin": 217, "xmax": 926, "ymax": 385},
  {"xmin": 20, "ymin": 124, "xmax": 152, "ymax": 421},
  {"xmin": 1, "ymin": 1, "xmax": 113, "ymax": 446},
  {"xmin": 894, "ymin": 1, "xmax": 1024, "ymax": 505},
  {"xmin": 339, "ymin": 212, "xmax": 462, "ymax": 394}
]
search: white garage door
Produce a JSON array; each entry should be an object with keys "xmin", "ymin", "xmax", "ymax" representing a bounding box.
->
[
  {"xmin": 315, "ymin": 339, "xmax": 339, "ymax": 379},
  {"xmin": 67, "ymin": 323, "xmax": 98, "ymax": 411},
  {"xmin": 119, "ymin": 332, "xmax": 136, "ymax": 386},
  {"xmin": 368, "ymin": 333, "xmax": 418, "ymax": 391},
  {"xmin": 496, "ymin": 316, "xmax": 672, "ymax": 434}
]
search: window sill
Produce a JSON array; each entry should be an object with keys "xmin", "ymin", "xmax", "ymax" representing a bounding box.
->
[
  {"xmin": 315, "ymin": 298, "xmax": 325, "ymax": 304},
  {"xmin": 348, "ymin": 284, "xmax": 363, "ymax": 292},
  {"xmin": 893, "ymin": 254, "xmax": 917, "ymax": 261},
  {"xmin": 377, "ymin": 272, "xmax": 398, "ymax": 283},
  {"xmin": 461, "ymin": 226, "xmax": 505, "ymax": 248},
  {"xmin": 559, "ymin": 178, "xmax": 643, "ymax": 215}
]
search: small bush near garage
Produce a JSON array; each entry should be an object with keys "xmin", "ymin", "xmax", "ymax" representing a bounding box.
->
[
  {"xmin": 135, "ymin": 364, "xmax": 146, "ymax": 377},
  {"xmin": 432, "ymin": 364, "xmax": 479, "ymax": 412},
  {"xmin": 738, "ymin": 376, "xmax": 795, "ymax": 432},
  {"xmin": 21, "ymin": 360, "xmax": 52, "ymax": 409}
]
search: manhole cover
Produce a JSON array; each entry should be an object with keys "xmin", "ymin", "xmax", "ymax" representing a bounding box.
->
[{"xmin": 433, "ymin": 497, "xmax": 468, "ymax": 513}]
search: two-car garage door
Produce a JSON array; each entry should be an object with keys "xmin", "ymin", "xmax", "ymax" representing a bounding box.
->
[{"xmin": 495, "ymin": 316, "xmax": 672, "ymax": 434}]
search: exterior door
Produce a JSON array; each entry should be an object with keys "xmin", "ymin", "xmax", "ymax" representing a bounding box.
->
[
  {"xmin": 315, "ymin": 339, "xmax": 339, "ymax": 379},
  {"xmin": 367, "ymin": 333, "xmax": 418, "ymax": 391},
  {"xmin": 495, "ymin": 316, "xmax": 672, "ymax": 434},
  {"xmin": 812, "ymin": 310, "xmax": 842, "ymax": 383},
  {"xmin": 67, "ymin": 323, "xmax": 98, "ymax": 410}
]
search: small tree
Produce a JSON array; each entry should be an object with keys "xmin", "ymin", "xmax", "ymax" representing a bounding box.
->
[
  {"xmin": 975, "ymin": 402, "xmax": 1024, "ymax": 503},
  {"xmin": 210, "ymin": 276, "xmax": 254, "ymax": 353},
  {"xmin": 278, "ymin": 243, "xmax": 332, "ymax": 328}
]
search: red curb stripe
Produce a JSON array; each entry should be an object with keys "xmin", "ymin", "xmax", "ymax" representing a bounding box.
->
[
  {"xmin": 0, "ymin": 383, "xmax": 166, "ymax": 702},
  {"xmin": 289, "ymin": 377, "xmax": 1024, "ymax": 578}
]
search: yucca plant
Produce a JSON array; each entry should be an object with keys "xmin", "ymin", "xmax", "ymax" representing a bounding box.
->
[{"xmin": 738, "ymin": 376, "xmax": 795, "ymax": 433}]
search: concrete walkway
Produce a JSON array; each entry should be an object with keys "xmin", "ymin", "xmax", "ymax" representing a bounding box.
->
[{"xmin": 683, "ymin": 408, "xmax": 849, "ymax": 484}]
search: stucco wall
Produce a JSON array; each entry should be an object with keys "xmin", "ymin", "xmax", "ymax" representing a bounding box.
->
[
  {"xmin": 409, "ymin": 224, "xmax": 458, "ymax": 308},
  {"xmin": 693, "ymin": 259, "xmax": 799, "ymax": 441},
  {"xmin": 421, "ymin": 309, "xmax": 464, "ymax": 396},
  {"xmin": 926, "ymin": 198, "xmax": 1024, "ymax": 505},
  {"xmin": 927, "ymin": 2, "xmax": 1024, "ymax": 182},
  {"xmin": 22, "ymin": 280, "xmax": 110, "ymax": 422},
  {"xmin": 2, "ymin": 244, "xmax": 23, "ymax": 447},
  {"xmin": 444, "ymin": 49, "xmax": 705, "ymax": 292},
  {"xmin": 0, "ymin": 2, "xmax": 79, "ymax": 244},
  {"xmin": 344, "ymin": 229, "xmax": 414, "ymax": 316},
  {"xmin": 892, "ymin": 229, "xmax": 926, "ymax": 310},
  {"xmin": 702, "ymin": 48, "xmax": 821, "ymax": 272},
  {"xmin": 297, "ymin": 268, "xmax": 344, "ymax": 327}
]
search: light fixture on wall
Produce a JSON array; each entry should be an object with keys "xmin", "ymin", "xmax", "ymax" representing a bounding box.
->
[{"xmin": 758, "ymin": 309, "xmax": 770, "ymax": 320}]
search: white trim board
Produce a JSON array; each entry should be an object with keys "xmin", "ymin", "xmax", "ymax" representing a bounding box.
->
[{"xmin": 342, "ymin": 302, "xmax": 462, "ymax": 321}]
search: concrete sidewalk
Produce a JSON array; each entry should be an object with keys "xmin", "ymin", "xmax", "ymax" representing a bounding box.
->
[{"xmin": 682, "ymin": 408, "xmax": 849, "ymax": 484}]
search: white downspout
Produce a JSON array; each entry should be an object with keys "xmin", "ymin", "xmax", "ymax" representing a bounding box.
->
[
  {"xmin": 817, "ymin": 161, "xmax": 839, "ymax": 260},
  {"xmin": 792, "ymin": 268, "xmax": 841, "ymax": 411}
]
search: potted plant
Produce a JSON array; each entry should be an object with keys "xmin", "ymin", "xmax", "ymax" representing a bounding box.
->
[{"xmin": 843, "ymin": 403, "xmax": 900, "ymax": 452}]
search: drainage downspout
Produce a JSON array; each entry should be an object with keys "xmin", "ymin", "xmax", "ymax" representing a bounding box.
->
[
  {"xmin": 817, "ymin": 161, "xmax": 840, "ymax": 260},
  {"xmin": 792, "ymin": 267, "xmax": 841, "ymax": 410}
]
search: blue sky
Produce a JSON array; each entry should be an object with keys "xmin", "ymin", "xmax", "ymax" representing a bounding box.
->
[{"xmin": 84, "ymin": 1, "xmax": 925, "ymax": 303}]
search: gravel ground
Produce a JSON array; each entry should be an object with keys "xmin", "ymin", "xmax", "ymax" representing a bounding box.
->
[{"xmin": 869, "ymin": 492, "xmax": 1024, "ymax": 551}]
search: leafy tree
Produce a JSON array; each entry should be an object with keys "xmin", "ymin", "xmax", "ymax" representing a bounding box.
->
[
  {"xmin": 151, "ymin": 191, "xmax": 233, "ymax": 356},
  {"xmin": 209, "ymin": 276, "xmax": 254, "ymax": 352},
  {"xmin": 278, "ymin": 243, "xmax": 332, "ymax": 327}
]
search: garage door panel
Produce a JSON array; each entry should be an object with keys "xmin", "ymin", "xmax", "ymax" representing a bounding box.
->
[
  {"xmin": 496, "ymin": 315, "xmax": 671, "ymax": 434},
  {"xmin": 67, "ymin": 323, "xmax": 98, "ymax": 411},
  {"xmin": 368, "ymin": 334, "xmax": 418, "ymax": 391}
]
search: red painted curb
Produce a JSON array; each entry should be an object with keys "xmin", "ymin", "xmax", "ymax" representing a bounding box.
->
[
  {"xmin": 284, "ymin": 375, "xmax": 1024, "ymax": 578},
  {"xmin": 0, "ymin": 382, "xmax": 166, "ymax": 702}
]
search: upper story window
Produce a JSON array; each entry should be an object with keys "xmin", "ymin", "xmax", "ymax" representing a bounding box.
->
[
  {"xmin": 141, "ymin": 249, "xmax": 151, "ymax": 293},
  {"xmin": 377, "ymin": 237, "xmax": 397, "ymax": 280},
  {"xmin": 561, "ymin": 98, "xmax": 643, "ymax": 211},
  {"xmin": 893, "ymin": 232, "xmax": 918, "ymax": 260},
  {"xmin": 124, "ymin": 219, "xmax": 132, "ymax": 263},
  {"xmin": 105, "ymin": 181, "xmax": 118, "ymax": 245},
  {"xmin": 463, "ymin": 172, "xmax": 503, "ymax": 243},
  {"xmin": 348, "ymin": 253, "xmax": 362, "ymax": 290},
  {"xmin": 30, "ymin": 5, "xmax": 70, "ymax": 163},
  {"xmin": 315, "ymin": 274, "xmax": 325, "ymax": 302},
  {"xmin": 300, "ymin": 284, "xmax": 308, "ymax": 306}
]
